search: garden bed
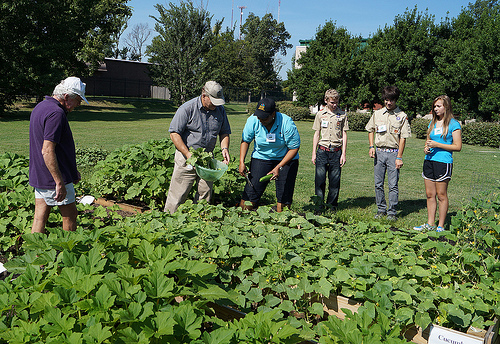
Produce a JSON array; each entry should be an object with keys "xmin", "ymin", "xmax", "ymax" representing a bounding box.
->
[{"xmin": 93, "ymin": 197, "xmax": 149, "ymax": 214}]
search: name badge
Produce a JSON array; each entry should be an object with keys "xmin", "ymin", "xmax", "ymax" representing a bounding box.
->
[
  {"xmin": 266, "ymin": 133, "xmax": 276, "ymax": 142},
  {"xmin": 377, "ymin": 125, "xmax": 387, "ymax": 133},
  {"xmin": 321, "ymin": 120, "xmax": 329, "ymax": 128},
  {"xmin": 434, "ymin": 127, "xmax": 443, "ymax": 135}
]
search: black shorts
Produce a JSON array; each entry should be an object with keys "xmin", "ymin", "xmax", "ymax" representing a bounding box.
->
[{"xmin": 422, "ymin": 160, "xmax": 453, "ymax": 182}]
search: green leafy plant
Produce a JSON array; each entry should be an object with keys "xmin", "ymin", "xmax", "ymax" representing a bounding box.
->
[{"xmin": 186, "ymin": 147, "xmax": 213, "ymax": 168}]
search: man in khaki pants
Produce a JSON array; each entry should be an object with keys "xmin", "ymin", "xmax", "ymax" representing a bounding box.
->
[{"xmin": 164, "ymin": 81, "xmax": 231, "ymax": 214}]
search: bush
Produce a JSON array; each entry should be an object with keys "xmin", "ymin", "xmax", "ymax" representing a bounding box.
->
[
  {"xmin": 462, "ymin": 122, "xmax": 500, "ymax": 147},
  {"xmin": 75, "ymin": 146, "xmax": 109, "ymax": 169},
  {"xmin": 88, "ymin": 139, "xmax": 245, "ymax": 210},
  {"xmin": 247, "ymin": 102, "xmax": 258, "ymax": 114},
  {"xmin": 246, "ymin": 101, "xmax": 312, "ymax": 121},
  {"xmin": 346, "ymin": 112, "xmax": 371, "ymax": 131},
  {"xmin": 410, "ymin": 118, "xmax": 500, "ymax": 147},
  {"xmin": 410, "ymin": 118, "xmax": 430, "ymax": 139},
  {"xmin": 276, "ymin": 101, "xmax": 311, "ymax": 121}
]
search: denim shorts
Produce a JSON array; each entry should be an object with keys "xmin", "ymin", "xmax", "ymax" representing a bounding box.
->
[
  {"xmin": 241, "ymin": 158, "xmax": 299, "ymax": 205},
  {"xmin": 35, "ymin": 183, "xmax": 76, "ymax": 206}
]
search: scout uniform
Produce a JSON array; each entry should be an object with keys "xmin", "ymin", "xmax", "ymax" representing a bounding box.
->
[
  {"xmin": 365, "ymin": 106, "xmax": 411, "ymax": 217},
  {"xmin": 312, "ymin": 107, "xmax": 349, "ymax": 207}
]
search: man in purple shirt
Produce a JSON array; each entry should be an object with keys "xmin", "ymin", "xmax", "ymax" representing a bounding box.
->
[{"xmin": 29, "ymin": 77, "xmax": 88, "ymax": 233}]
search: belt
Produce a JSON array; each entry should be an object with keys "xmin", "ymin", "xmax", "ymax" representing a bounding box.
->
[
  {"xmin": 319, "ymin": 145, "xmax": 341, "ymax": 152},
  {"xmin": 377, "ymin": 147, "xmax": 399, "ymax": 152}
]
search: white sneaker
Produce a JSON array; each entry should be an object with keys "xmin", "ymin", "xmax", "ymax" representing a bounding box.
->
[{"xmin": 413, "ymin": 223, "xmax": 435, "ymax": 231}]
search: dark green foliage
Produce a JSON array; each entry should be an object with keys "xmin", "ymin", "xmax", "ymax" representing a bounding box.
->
[
  {"xmin": 288, "ymin": 22, "xmax": 362, "ymax": 109},
  {"xmin": 287, "ymin": 1, "xmax": 500, "ymax": 120},
  {"xmin": 462, "ymin": 122, "xmax": 500, "ymax": 147},
  {"xmin": 0, "ymin": 0, "xmax": 131, "ymax": 112},
  {"xmin": 346, "ymin": 112, "xmax": 372, "ymax": 132},
  {"xmin": 240, "ymin": 13, "xmax": 292, "ymax": 93},
  {"xmin": 276, "ymin": 101, "xmax": 311, "ymax": 121},
  {"xmin": 247, "ymin": 102, "xmax": 258, "ymax": 115},
  {"xmin": 0, "ymin": 147, "xmax": 500, "ymax": 341},
  {"xmin": 409, "ymin": 118, "xmax": 431, "ymax": 139},
  {"xmin": 87, "ymin": 139, "xmax": 245, "ymax": 209},
  {"xmin": 75, "ymin": 147, "xmax": 109, "ymax": 170},
  {"xmin": 147, "ymin": 1, "xmax": 214, "ymax": 105}
]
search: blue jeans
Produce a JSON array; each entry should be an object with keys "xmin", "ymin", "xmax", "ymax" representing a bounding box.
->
[
  {"xmin": 315, "ymin": 148, "xmax": 342, "ymax": 207},
  {"xmin": 374, "ymin": 150, "xmax": 399, "ymax": 216}
]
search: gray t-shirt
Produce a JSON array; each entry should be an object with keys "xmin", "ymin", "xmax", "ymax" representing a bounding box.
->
[{"xmin": 169, "ymin": 96, "xmax": 231, "ymax": 152}]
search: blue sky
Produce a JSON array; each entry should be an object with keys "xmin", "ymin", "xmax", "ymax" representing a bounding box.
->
[{"xmin": 124, "ymin": 0, "xmax": 473, "ymax": 79}]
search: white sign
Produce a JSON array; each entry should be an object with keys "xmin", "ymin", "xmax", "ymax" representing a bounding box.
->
[{"xmin": 428, "ymin": 324, "xmax": 484, "ymax": 344}]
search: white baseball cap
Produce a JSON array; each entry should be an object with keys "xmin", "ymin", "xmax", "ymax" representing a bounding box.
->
[
  {"xmin": 204, "ymin": 81, "xmax": 225, "ymax": 106},
  {"xmin": 61, "ymin": 77, "xmax": 89, "ymax": 104}
]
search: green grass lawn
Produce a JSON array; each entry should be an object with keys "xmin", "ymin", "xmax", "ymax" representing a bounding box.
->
[{"xmin": 2, "ymin": 98, "xmax": 499, "ymax": 230}]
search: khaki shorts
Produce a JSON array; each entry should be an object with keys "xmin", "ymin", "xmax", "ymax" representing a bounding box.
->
[{"xmin": 35, "ymin": 183, "xmax": 76, "ymax": 206}]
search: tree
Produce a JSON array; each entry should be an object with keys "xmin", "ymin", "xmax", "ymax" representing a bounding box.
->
[
  {"xmin": 287, "ymin": 22, "xmax": 362, "ymax": 108},
  {"xmin": 358, "ymin": 7, "xmax": 442, "ymax": 114},
  {"xmin": 199, "ymin": 27, "xmax": 249, "ymax": 90},
  {"xmin": 240, "ymin": 13, "xmax": 292, "ymax": 96},
  {"xmin": 147, "ymin": 1, "xmax": 214, "ymax": 105},
  {"xmin": 435, "ymin": 0, "xmax": 500, "ymax": 119},
  {"xmin": 124, "ymin": 23, "xmax": 151, "ymax": 61},
  {"xmin": 0, "ymin": 0, "xmax": 131, "ymax": 112},
  {"xmin": 104, "ymin": 15, "xmax": 131, "ymax": 59}
]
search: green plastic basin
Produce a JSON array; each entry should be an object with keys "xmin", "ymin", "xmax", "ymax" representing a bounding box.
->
[{"xmin": 195, "ymin": 159, "xmax": 228, "ymax": 181}]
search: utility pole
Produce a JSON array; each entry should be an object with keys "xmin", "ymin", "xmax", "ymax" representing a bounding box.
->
[
  {"xmin": 238, "ymin": 6, "xmax": 246, "ymax": 40},
  {"xmin": 278, "ymin": 0, "xmax": 281, "ymax": 22},
  {"xmin": 231, "ymin": 0, "xmax": 234, "ymax": 29}
]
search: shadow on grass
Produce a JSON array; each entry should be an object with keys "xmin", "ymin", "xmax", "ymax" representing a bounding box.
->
[
  {"xmin": 1, "ymin": 98, "xmax": 177, "ymax": 122},
  {"xmin": 397, "ymin": 199, "xmax": 428, "ymax": 217},
  {"xmin": 2, "ymin": 98, "xmax": 246, "ymax": 123},
  {"xmin": 69, "ymin": 110, "xmax": 174, "ymax": 122}
]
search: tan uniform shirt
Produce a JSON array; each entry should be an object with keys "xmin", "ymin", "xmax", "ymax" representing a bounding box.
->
[
  {"xmin": 365, "ymin": 107, "xmax": 411, "ymax": 148},
  {"xmin": 312, "ymin": 108, "xmax": 349, "ymax": 148}
]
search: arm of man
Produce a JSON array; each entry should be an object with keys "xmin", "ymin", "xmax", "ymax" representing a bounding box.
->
[
  {"xmin": 311, "ymin": 130, "xmax": 320, "ymax": 165},
  {"xmin": 340, "ymin": 131, "xmax": 347, "ymax": 167},
  {"xmin": 368, "ymin": 131, "xmax": 375, "ymax": 158},
  {"xmin": 41, "ymin": 140, "xmax": 66, "ymax": 202},
  {"xmin": 396, "ymin": 138, "xmax": 406, "ymax": 169},
  {"xmin": 220, "ymin": 133, "xmax": 230, "ymax": 164},
  {"xmin": 170, "ymin": 132, "xmax": 191, "ymax": 160}
]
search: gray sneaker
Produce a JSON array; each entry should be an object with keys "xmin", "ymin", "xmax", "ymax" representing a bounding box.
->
[
  {"xmin": 374, "ymin": 212, "xmax": 386, "ymax": 219},
  {"xmin": 386, "ymin": 214, "xmax": 397, "ymax": 221}
]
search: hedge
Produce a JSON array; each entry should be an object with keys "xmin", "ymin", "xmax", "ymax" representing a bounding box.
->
[
  {"xmin": 246, "ymin": 101, "xmax": 312, "ymax": 121},
  {"xmin": 409, "ymin": 118, "xmax": 429, "ymax": 139},
  {"xmin": 244, "ymin": 103, "xmax": 500, "ymax": 148},
  {"xmin": 461, "ymin": 122, "xmax": 500, "ymax": 148},
  {"xmin": 345, "ymin": 112, "xmax": 371, "ymax": 131},
  {"xmin": 410, "ymin": 118, "xmax": 500, "ymax": 147}
]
